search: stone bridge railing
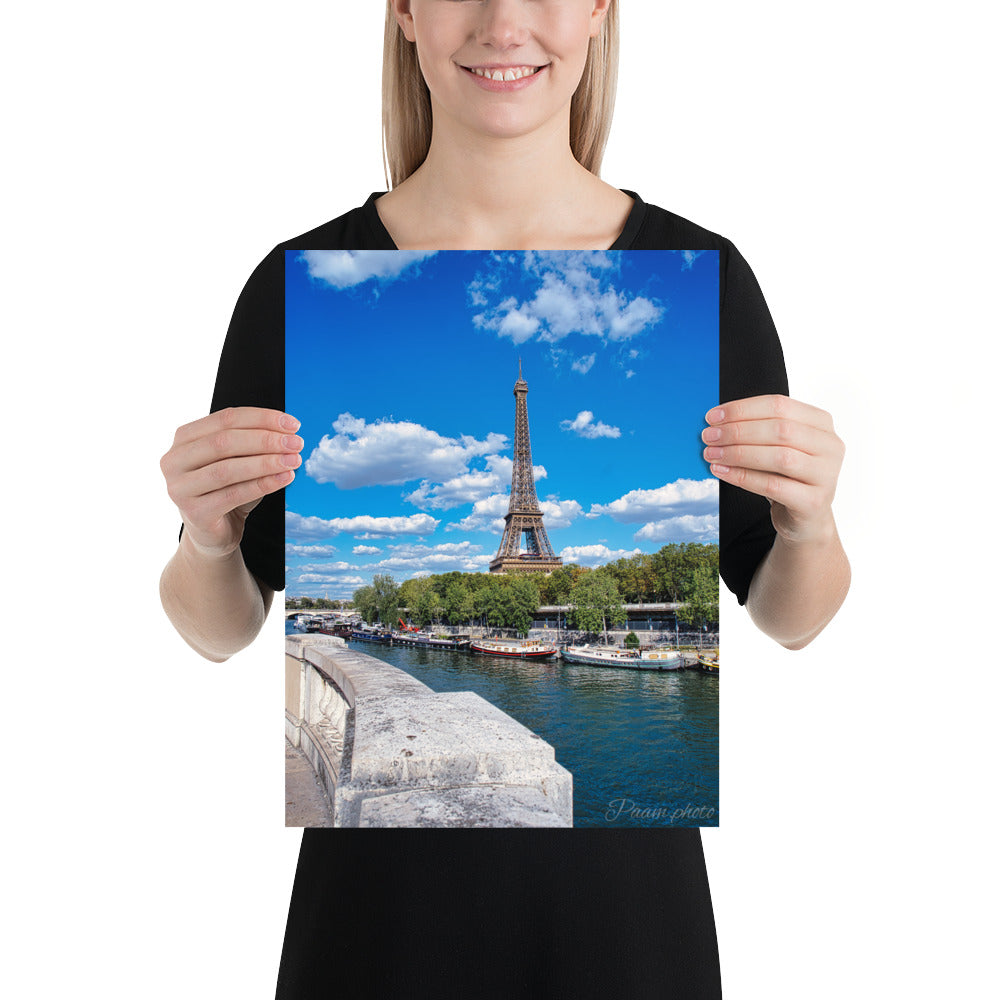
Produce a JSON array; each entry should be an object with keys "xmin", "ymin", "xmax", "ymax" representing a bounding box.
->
[{"xmin": 285, "ymin": 634, "xmax": 572, "ymax": 827}]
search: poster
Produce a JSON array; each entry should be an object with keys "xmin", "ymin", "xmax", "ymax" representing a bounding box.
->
[{"xmin": 284, "ymin": 250, "xmax": 720, "ymax": 828}]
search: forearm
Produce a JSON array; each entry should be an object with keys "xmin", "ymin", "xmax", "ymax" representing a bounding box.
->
[
  {"xmin": 159, "ymin": 530, "xmax": 272, "ymax": 661},
  {"xmin": 745, "ymin": 517, "xmax": 851, "ymax": 650}
]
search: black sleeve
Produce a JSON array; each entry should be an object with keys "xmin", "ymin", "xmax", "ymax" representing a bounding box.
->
[
  {"xmin": 179, "ymin": 245, "xmax": 286, "ymax": 593},
  {"xmin": 718, "ymin": 242, "xmax": 789, "ymax": 605}
]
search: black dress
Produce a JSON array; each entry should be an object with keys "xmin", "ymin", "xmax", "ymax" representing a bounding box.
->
[{"xmin": 203, "ymin": 191, "xmax": 788, "ymax": 999}]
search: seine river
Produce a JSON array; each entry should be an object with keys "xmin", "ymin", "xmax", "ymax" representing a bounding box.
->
[{"xmin": 288, "ymin": 624, "xmax": 719, "ymax": 828}]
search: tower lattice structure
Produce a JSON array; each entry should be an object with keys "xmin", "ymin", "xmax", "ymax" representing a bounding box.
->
[{"xmin": 490, "ymin": 363, "xmax": 563, "ymax": 575}]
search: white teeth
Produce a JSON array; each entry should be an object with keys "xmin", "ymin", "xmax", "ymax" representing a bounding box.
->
[{"xmin": 470, "ymin": 66, "xmax": 539, "ymax": 81}]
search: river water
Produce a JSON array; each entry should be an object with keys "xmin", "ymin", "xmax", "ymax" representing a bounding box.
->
[{"xmin": 288, "ymin": 624, "xmax": 719, "ymax": 828}]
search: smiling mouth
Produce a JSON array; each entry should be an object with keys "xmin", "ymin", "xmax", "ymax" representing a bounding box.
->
[{"xmin": 461, "ymin": 65, "xmax": 547, "ymax": 82}]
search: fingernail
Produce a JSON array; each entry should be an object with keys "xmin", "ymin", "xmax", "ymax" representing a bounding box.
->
[
  {"xmin": 710, "ymin": 463, "xmax": 730, "ymax": 475},
  {"xmin": 706, "ymin": 407, "xmax": 724, "ymax": 424},
  {"xmin": 281, "ymin": 414, "xmax": 301, "ymax": 431},
  {"xmin": 281, "ymin": 452, "xmax": 301, "ymax": 467},
  {"xmin": 704, "ymin": 447, "xmax": 724, "ymax": 461},
  {"xmin": 281, "ymin": 435, "xmax": 304, "ymax": 450},
  {"xmin": 703, "ymin": 427, "xmax": 722, "ymax": 442}
]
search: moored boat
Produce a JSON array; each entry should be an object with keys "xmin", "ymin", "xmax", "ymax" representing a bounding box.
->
[
  {"xmin": 561, "ymin": 644, "xmax": 641, "ymax": 666},
  {"xmin": 697, "ymin": 651, "xmax": 719, "ymax": 674},
  {"xmin": 638, "ymin": 648, "xmax": 684, "ymax": 670},
  {"xmin": 314, "ymin": 622, "xmax": 358, "ymax": 639},
  {"xmin": 470, "ymin": 638, "xmax": 557, "ymax": 659},
  {"xmin": 350, "ymin": 626, "xmax": 393, "ymax": 644},
  {"xmin": 561, "ymin": 643, "xmax": 684, "ymax": 670},
  {"xmin": 391, "ymin": 631, "xmax": 472, "ymax": 650}
]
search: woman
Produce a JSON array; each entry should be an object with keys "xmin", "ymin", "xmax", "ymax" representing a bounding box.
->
[{"xmin": 161, "ymin": 2, "xmax": 849, "ymax": 995}]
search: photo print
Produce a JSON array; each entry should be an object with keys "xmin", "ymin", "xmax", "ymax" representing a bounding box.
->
[{"xmin": 284, "ymin": 250, "xmax": 720, "ymax": 829}]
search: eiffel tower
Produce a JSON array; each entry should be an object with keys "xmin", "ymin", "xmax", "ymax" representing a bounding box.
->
[{"xmin": 490, "ymin": 362, "xmax": 563, "ymax": 575}]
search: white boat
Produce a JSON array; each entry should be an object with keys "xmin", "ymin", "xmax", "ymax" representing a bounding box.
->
[
  {"xmin": 561, "ymin": 644, "xmax": 642, "ymax": 666},
  {"xmin": 562, "ymin": 643, "xmax": 684, "ymax": 671},
  {"xmin": 470, "ymin": 638, "xmax": 557, "ymax": 659},
  {"xmin": 638, "ymin": 648, "xmax": 684, "ymax": 669}
]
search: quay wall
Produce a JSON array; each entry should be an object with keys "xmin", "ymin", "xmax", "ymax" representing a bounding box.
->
[{"xmin": 285, "ymin": 634, "xmax": 573, "ymax": 828}]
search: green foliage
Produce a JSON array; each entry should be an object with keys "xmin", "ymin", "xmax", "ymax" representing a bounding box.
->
[
  {"xmin": 472, "ymin": 574, "xmax": 540, "ymax": 635},
  {"xmin": 407, "ymin": 577, "xmax": 441, "ymax": 628},
  {"xmin": 538, "ymin": 564, "xmax": 579, "ymax": 605},
  {"xmin": 443, "ymin": 579, "xmax": 474, "ymax": 625},
  {"xmin": 677, "ymin": 564, "xmax": 719, "ymax": 628},
  {"xmin": 503, "ymin": 576, "xmax": 541, "ymax": 636},
  {"xmin": 624, "ymin": 631, "xmax": 640, "ymax": 649},
  {"xmin": 344, "ymin": 541, "xmax": 716, "ymax": 631},
  {"xmin": 372, "ymin": 574, "xmax": 400, "ymax": 627},
  {"xmin": 352, "ymin": 585, "xmax": 378, "ymax": 625},
  {"xmin": 569, "ymin": 571, "xmax": 627, "ymax": 642}
]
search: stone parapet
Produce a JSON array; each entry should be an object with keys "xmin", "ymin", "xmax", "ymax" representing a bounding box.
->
[{"xmin": 285, "ymin": 634, "xmax": 572, "ymax": 828}]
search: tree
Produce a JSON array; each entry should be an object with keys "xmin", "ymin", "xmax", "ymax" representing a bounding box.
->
[
  {"xmin": 569, "ymin": 571, "xmax": 627, "ymax": 643},
  {"xmin": 677, "ymin": 564, "xmax": 719, "ymax": 629},
  {"xmin": 624, "ymin": 631, "xmax": 640, "ymax": 649},
  {"xmin": 443, "ymin": 579, "xmax": 474, "ymax": 625},
  {"xmin": 501, "ymin": 576, "xmax": 541, "ymax": 636},
  {"xmin": 372, "ymin": 574, "xmax": 400, "ymax": 627},
  {"xmin": 540, "ymin": 564, "xmax": 577, "ymax": 605},
  {"xmin": 407, "ymin": 577, "xmax": 439, "ymax": 629},
  {"xmin": 352, "ymin": 585, "xmax": 378, "ymax": 625},
  {"xmin": 472, "ymin": 575, "xmax": 539, "ymax": 635}
]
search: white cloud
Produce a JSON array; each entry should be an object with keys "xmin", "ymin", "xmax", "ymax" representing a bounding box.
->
[
  {"xmin": 634, "ymin": 514, "xmax": 720, "ymax": 543},
  {"xmin": 363, "ymin": 541, "xmax": 492, "ymax": 574},
  {"xmin": 304, "ymin": 413, "xmax": 506, "ymax": 489},
  {"xmin": 285, "ymin": 544, "xmax": 338, "ymax": 557},
  {"xmin": 495, "ymin": 302, "xmax": 541, "ymax": 345},
  {"xmin": 559, "ymin": 544, "xmax": 643, "ymax": 567},
  {"xmin": 484, "ymin": 455, "xmax": 547, "ymax": 486},
  {"xmin": 286, "ymin": 511, "xmax": 439, "ymax": 541},
  {"xmin": 671, "ymin": 249, "xmax": 706, "ymax": 271},
  {"xmin": 469, "ymin": 252, "xmax": 663, "ymax": 346},
  {"xmin": 571, "ymin": 353, "xmax": 596, "ymax": 375},
  {"xmin": 560, "ymin": 410, "xmax": 621, "ymax": 440},
  {"xmin": 405, "ymin": 454, "xmax": 547, "ymax": 511},
  {"xmin": 448, "ymin": 493, "xmax": 510, "ymax": 534},
  {"xmin": 295, "ymin": 562, "xmax": 357, "ymax": 573},
  {"xmin": 588, "ymin": 478, "xmax": 718, "ymax": 523},
  {"xmin": 389, "ymin": 541, "xmax": 483, "ymax": 557},
  {"xmin": 297, "ymin": 574, "xmax": 367, "ymax": 586},
  {"xmin": 352, "ymin": 545, "xmax": 381, "ymax": 555},
  {"xmin": 405, "ymin": 467, "xmax": 505, "ymax": 511},
  {"xmin": 297, "ymin": 250, "xmax": 436, "ymax": 288},
  {"xmin": 447, "ymin": 494, "xmax": 582, "ymax": 535},
  {"xmin": 539, "ymin": 498, "xmax": 583, "ymax": 529}
]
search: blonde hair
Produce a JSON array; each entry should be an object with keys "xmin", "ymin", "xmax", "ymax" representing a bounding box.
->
[{"xmin": 381, "ymin": 1, "xmax": 620, "ymax": 189}]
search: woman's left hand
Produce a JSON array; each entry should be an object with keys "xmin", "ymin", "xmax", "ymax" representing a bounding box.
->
[{"xmin": 702, "ymin": 394, "xmax": 845, "ymax": 546}]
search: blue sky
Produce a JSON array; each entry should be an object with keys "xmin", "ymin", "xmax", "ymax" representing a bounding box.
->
[{"xmin": 286, "ymin": 250, "xmax": 719, "ymax": 599}]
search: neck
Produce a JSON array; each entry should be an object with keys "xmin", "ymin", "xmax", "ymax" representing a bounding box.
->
[{"xmin": 405, "ymin": 103, "xmax": 594, "ymax": 226}]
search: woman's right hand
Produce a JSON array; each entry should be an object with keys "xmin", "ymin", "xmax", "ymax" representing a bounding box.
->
[{"xmin": 160, "ymin": 406, "xmax": 303, "ymax": 559}]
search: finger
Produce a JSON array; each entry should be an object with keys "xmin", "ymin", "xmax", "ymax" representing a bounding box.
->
[
  {"xmin": 170, "ymin": 450, "xmax": 303, "ymax": 503},
  {"xmin": 185, "ymin": 469, "xmax": 296, "ymax": 526},
  {"xmin": 701, "ymin": 418, "xmax": 837, "ymax": 458},
  {"xmin": 706, "ymin": 395, "xmax": 834, "ymax": 433},
  {"xmin": 165, "ymin": 429, "xmax": 303, "ymax": 479},
  {"xmin": 709, "ymin": 462, "xmax": 814, "ymax": 510},
  {"xmin": 173, "ymin": 407, "xmax": 300, "ymax": 448},
  {"xmin": 703, "ymin": 444, "xmax": 827, "ymax": 486}
]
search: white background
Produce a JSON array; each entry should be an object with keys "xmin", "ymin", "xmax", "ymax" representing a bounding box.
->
[{"xmin": 4, "ymin": 2, "xmax": 996, "ymax": 997}]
